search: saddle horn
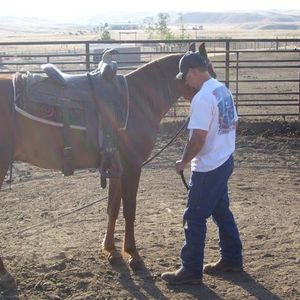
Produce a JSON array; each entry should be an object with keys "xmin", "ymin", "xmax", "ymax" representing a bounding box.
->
[
  {"xmin": 99, "ymin": 48, "xmax": 119, "ymax": 65},
  {"xmin": 98, "ymin": 48, "xmax": 119, "ymax": 80}
]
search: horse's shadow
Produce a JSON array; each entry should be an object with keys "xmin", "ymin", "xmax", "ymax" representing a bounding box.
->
[
  {"xmin": 111, "ymin": 259, "xmax": 221, "ymax": 300},
  {"xmin": 211, "ymin": 271, "xmax": 282, "ymax": 300},
  {"xmin": 111, "ymin": 259, "xmax": 167, "ymax": 300},
  {"xmin": 0, "ymin": 277, "xmax": 19, "ymax": 300}
]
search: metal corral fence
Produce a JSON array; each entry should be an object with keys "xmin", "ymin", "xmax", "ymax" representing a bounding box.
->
[{"xmin": 0, "ymin": 38, "xmax": 299, "ymax": 119}]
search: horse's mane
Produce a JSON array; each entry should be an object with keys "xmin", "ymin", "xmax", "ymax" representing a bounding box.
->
[{"xmin": 126, "ymin": 54, "xmax": 177, "ymax": 78}]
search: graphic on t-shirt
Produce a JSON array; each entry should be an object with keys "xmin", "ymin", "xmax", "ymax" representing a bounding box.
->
[{"xmin": 213, "ymin": 86, "xmax": 236, "ymax": 134}]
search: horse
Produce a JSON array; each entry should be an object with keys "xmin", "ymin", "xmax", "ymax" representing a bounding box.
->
[{"xmin": 0, "ymin": 43, "xmax": 215, "ymax": 268}]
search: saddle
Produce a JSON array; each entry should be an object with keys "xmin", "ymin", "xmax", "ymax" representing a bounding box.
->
[{"xmin": 13, "ymin": 49, "xmax": 129, "ymax": 180}]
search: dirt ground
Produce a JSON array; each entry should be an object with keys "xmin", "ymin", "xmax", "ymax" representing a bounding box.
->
[{"xmin": 0, "ymin": 119, "xmax": 299, "ymax": 300}]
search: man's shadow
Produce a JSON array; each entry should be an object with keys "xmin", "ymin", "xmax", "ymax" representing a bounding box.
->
[
  {"xmin": 214, "ymin": 271, "xmax": 282, "ymax": 300},
  {"xmin": 166, "ymin": 283, "xmax": 223, "ymax": 300}
]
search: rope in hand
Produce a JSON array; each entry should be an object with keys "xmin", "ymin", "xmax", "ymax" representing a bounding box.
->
[{"xmin": 179, "ymin": 170, "xmax": 189, "ymax": 191}]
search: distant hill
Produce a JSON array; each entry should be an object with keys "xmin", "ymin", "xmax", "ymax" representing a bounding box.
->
[
  {"xmin": 175, "ymin": 10, "xmax": 300, "ymax": 30},
  {"xmin": 1, "ymin": 10, "xmax": 300, "ymax": 32},
  {"xmin": 257, "ymin": 24, "xmax": 300, "ymax": 30},
  {"xmin": 176, "ymin": 11, "xmax": 300, "ymax": 24}
]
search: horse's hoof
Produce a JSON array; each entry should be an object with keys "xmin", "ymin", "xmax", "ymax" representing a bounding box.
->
[
  {"xmin": 128, "ymin": 255, "xmax": 144, "ymax": 271},
  {"xmin": 102, "ymin": 248, "xmax": 123, "ymax": 265}
]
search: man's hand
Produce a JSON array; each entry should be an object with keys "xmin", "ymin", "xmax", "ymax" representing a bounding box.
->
[
  {"xmin": 175, "ymin": 159, "xmax": 187, "ymax": 174},
  {"xmin": 175, "ymin": 129, "xmax": 207, "ymax": 175}
]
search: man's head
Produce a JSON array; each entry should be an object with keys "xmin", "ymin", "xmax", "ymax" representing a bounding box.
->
[
  {"xmin": 176, "ymin": 52, "xmax": 210, "ymax": 89},
  {"xmin": 176, "ymin": 52, "xmax": 209, "ymax": 80}
]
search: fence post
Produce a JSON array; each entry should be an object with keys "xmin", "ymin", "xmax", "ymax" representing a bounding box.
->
[
  {"xmin": 225, "ymin": 40, "xmax": 230, "ymax": 88},
  {"xmin": 235, "ymin": 51, "xmax": 239, "ymax": 113},
  {"xmin": 85, "ymin": 42, "xmax": 90, "ymax": 71}
]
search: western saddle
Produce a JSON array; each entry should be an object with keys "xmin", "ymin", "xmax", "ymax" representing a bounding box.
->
[{"xmin": 13, "ymin": 49, "xmax": 129, "ymax": 186}]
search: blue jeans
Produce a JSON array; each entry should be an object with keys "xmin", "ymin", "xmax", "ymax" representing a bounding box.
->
[{"xmin": 180, "ymin": 155, "xmax": 243, "ymax": 277}]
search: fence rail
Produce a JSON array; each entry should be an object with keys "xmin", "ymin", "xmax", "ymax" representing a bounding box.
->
[{"xmin": 1, "ymin": 38, "xmax": 299, "ymax": 119}]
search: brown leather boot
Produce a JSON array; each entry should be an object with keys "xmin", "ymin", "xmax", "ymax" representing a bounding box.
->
[
  {"xmin": 161, "ymin": 268, "xmax": 202, "ymax": 285},
  {"xmin": 204, "ymin": 259, "xmax": 243, "ymax": 274}
]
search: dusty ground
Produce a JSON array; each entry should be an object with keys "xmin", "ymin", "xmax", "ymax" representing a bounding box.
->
[{"xmin": 0, "ymin": 119, "xmax": 299, "ymax": 300}]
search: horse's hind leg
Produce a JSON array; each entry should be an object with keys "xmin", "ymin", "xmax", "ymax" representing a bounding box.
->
[{"xmin": 102, "ymin": 178, "xmax": 123, "ymax": 263}]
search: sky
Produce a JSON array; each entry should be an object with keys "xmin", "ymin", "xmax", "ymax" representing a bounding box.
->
[{"xmin": 0, "ymin": 0, "xmax": 299, "ymax": 19}]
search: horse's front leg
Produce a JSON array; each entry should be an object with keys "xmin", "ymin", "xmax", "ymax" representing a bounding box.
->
[
  {"xmin": 121, "ymin": 166, "xmax": 142, "ymax": 269},
  {"xmin": 102, "ymin": 178, "xmax": 122, "ymax": 264}
]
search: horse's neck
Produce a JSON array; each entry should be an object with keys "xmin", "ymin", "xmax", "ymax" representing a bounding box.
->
[{"xmin": 127, "ymin": 62, "xmax": 175, "ymax": 123}]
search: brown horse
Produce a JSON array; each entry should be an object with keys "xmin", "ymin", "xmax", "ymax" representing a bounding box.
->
[{"xmin": 0, "ymin": 44, "xmax": 213, "ymax": 268}]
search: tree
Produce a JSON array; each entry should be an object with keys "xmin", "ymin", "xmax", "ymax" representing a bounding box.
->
[
  {"xmin": 143, "ymin": 17, "xmax": 155, "ymax": 39},
  {"xmin": 156, "ymin": 13, "xmax": 174, "ymax": 39},
  {"xmin": 100, "ymin": 23, "xmax": 111, "ymax": 40},
  {"xmin": 178, "ymin": 13, "xmax": 190, "ymax": 40}
]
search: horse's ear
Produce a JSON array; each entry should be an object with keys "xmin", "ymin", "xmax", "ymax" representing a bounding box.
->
[
  {"xmin": 199, "ymin": 42, "xmax": 217, "ymax": 78},
  {"xmin": 189, "ymin": 42, "xmax": 196, "ymax": 52},
  {"xmin": 198, "ymin": 43, "xmax": 208, "ymax": 61}
]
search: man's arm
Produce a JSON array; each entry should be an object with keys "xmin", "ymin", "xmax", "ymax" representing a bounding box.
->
[{"xmin": 175, "ymin": 129, "xmax": 207, "ymax": 174}]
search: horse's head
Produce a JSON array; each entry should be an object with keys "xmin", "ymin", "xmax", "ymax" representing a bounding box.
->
[
  {"xmin": 125, "ymin": 43, "xmax": 216, "ymax": 120},
  {"xmin": 161, "ymin": 43, "xmax": 216, "ymax": 103}
]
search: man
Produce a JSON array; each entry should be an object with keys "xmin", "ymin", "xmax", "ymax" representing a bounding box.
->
[{"xmin": 161, "ymin": 52, "xmax": 243, "ymax": 285}]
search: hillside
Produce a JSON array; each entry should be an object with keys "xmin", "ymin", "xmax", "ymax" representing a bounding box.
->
[
  {"xmin": 177, "ymin": 10, "xmax": 300, "ymax": 30},
  {"xmin": 1, "ymin": 10, "xmax": 300, "ymax": 35}
]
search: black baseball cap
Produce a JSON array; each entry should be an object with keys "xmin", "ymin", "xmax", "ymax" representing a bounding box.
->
[{"xmin": 176, "ymin": 52, "xmax": 208, "ymax": 80}]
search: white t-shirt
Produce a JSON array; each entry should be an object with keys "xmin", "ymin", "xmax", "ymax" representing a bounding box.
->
[{"xmin": 188, "ymin": 78, "xmax": 238, "ymax": 172}]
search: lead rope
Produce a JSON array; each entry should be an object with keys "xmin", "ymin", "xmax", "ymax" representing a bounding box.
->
[
  {"xmin": 179, "ymin": 170, "xmax": 189, "ymax": 191},
  {"xmin": 13, "ymin": 117, "xmax": 189, "ymax": 237},
  {"xmin": 142, "ymin": 118, "xmax": 189, "ymax": 167}
]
